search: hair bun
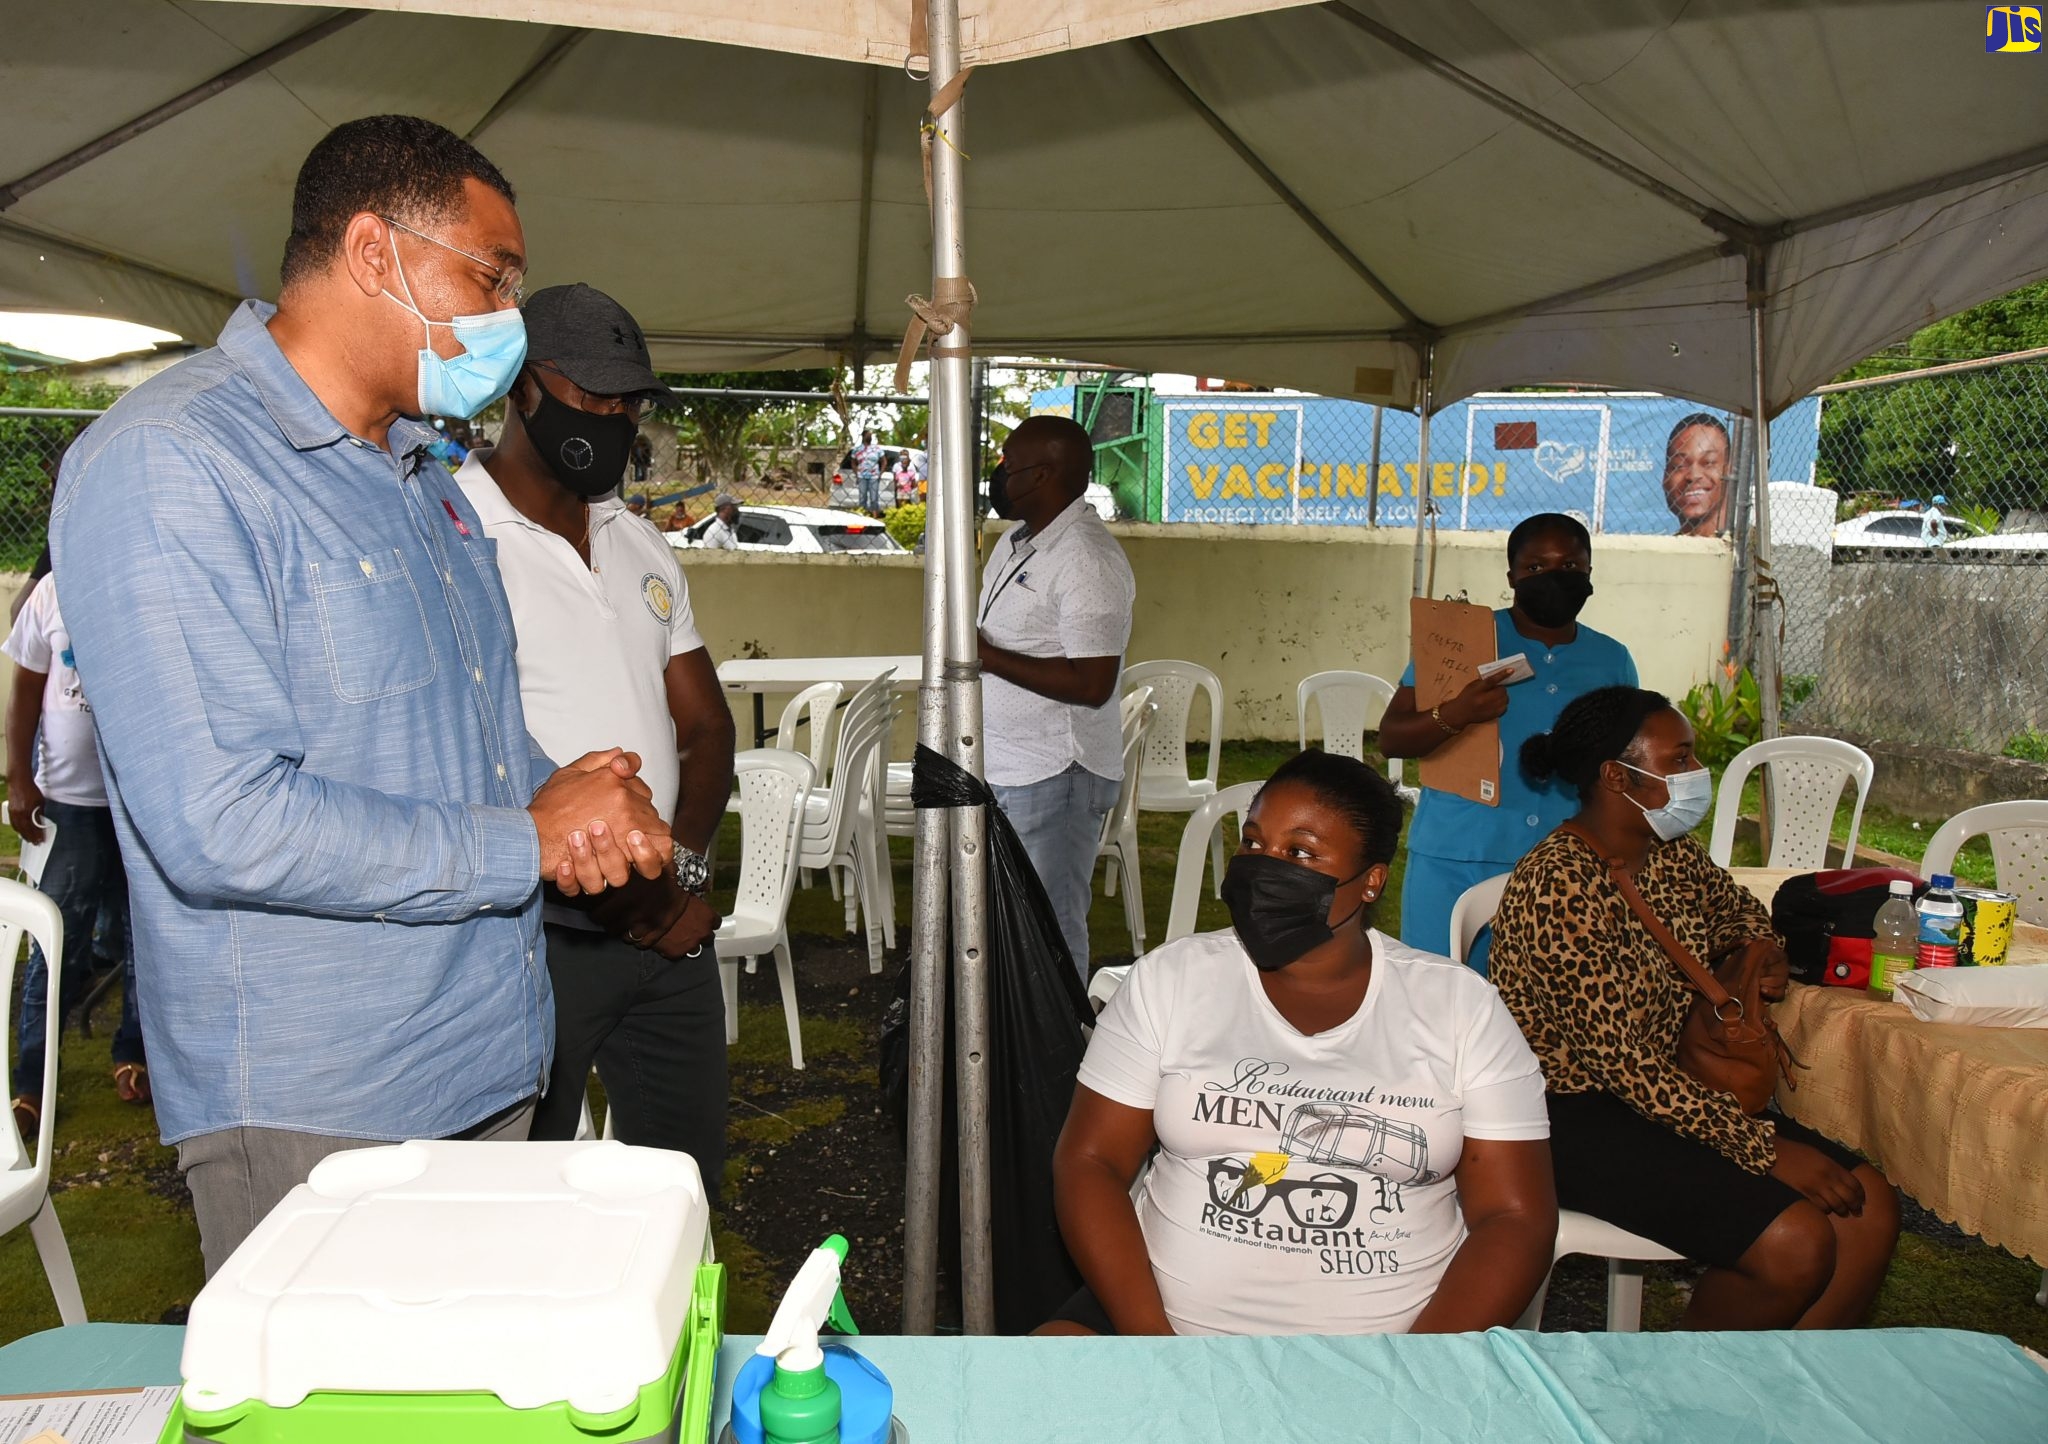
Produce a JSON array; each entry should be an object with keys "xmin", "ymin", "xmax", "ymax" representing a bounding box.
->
[{"xmin": 1519, "ymin": 732, "xmax": 1557, "ymax": 781}]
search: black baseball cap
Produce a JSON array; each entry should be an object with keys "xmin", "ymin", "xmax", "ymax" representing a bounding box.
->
[{"xmin": 521, "ymin": 283, "xmax": 677, "ymax": 404}]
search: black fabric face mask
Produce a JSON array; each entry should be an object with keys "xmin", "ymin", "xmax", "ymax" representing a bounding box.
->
[
  {"xmin": 1220, "ymin": 853, "xmax": 1367, "ymax": 973},
  {"xmin": 523, "ymin": 384, "xmax": 637, "ymax": 499},
  {"xmin": 987, "ymin": 461, "xmax": 1016, "ymax": 519},
  {"xmin": 1513, "ymin": 569, "xmax": 1594, "ymax": 628}
]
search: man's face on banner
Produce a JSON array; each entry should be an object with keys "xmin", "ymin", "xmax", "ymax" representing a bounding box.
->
[{"xmin": 1663, "ymin": 422, "xmax": 1731, "ymax": 536}]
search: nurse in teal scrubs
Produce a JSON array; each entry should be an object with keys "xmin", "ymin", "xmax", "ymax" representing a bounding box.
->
[{"xmin": 1379, "ymin": 513, "xmax": 1638, "ymax": 974}]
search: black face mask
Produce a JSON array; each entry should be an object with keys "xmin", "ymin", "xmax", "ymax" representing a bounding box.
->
[
  {"xmin": 1220, "ymin": 853, "xmax": 1368, "ymax": 973},
  {"xmin": 522, "ymin": 384, "xmax": 637, "ymax": 499},
  {"xmin": 1513, "ymin": 569, "xmax": 1594, "ymax": 628},
  {"xmin": 987, "ymin": 461, "xmax": 1016, "ymax": 519}
]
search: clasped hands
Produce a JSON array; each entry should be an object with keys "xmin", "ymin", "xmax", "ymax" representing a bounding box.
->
[{"xmin": 526, "ymin": 748, "xmax": 720, "ymax": 959}]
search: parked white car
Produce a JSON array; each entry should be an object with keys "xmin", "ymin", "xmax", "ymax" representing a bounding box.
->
[
  {"xmin": 670, "ymin": 505, "xmax": 907, "ymax": 554},
  {"xmin": 1833, "ymin": 510, "xmax": 2048, "ymax": 552}
]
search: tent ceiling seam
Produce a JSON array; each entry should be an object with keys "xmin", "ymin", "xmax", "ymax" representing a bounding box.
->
[
  {"xmin": 1132, "ymin": 36, "xmax": 1431, "ymax": 337},
  {"xmin": 0, "ymin": 216, "xmax": 243, "ymax": 310},
  {"xmin": 0, "ymin": 10, "xmax": 366, "ymax": 212},
  {"xmin": 464, "ymin": 27, "xmax": 589, "ymax": 142},
  {"xmin": 1322, "ymin": 2, "xmax": 1761, "ymax": 248}
]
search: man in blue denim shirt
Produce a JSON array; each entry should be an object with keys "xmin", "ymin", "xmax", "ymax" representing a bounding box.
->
[{"xmin": 50, "ymin": 116, "xmax": 673, "ymax": 1274}]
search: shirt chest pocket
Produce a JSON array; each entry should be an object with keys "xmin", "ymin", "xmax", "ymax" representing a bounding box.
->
[{"xmin": 308, "ymin": 550, "xmax": 438, "ymax": 702}]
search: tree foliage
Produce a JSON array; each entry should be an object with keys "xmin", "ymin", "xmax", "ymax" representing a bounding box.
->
[
  {"xmin": 1817, "ymin": 282, "xmax": 2048, "ymax": 513},
  {"xmin": 654, "ymin": 369, "xmax": 840, "ymax": 487}
]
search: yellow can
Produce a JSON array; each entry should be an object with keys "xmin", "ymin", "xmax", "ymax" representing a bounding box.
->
[{"xmin": 1957, "ymin": 889, "xmax": 2018, "ymax": 967}]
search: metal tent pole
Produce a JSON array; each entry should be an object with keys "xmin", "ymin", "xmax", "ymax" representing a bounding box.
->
[
  {"xmin": 1746, "ymin": 252, "xmax": 1784, "ymax": 741},
  {"xmin": 1366, "ymin": 404, "xmax": 1384, "ymax": 528},
  {"xmin": 925, "ymin": 0, "xmax": 996, "ymax": 1336},
  {"xmin": 901, "ymin": 382, "xmax": 950, "ymax": 1334},
  {"xmin": 1409, "ymin": 342, "xmax": 1436, "ymax": 596}
]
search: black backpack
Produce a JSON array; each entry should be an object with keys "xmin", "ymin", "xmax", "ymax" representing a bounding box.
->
[{"xmin": 1769, "ymin": 867, "xmax": 1925, "ymax": 986}]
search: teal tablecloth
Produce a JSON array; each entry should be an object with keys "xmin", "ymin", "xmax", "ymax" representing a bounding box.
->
[{"xmin": 6, "ymin": 1323, "xmax": 2046, "ymax": 1443}]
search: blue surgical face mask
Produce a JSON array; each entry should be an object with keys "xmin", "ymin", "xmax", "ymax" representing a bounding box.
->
[
  {"xmin": 382, "ymin": 227, "xmax": 527, "ymax": 419},
  {"xmin": 1620, "ymin": 761, "xmax": 1714, "ymax": 841}
]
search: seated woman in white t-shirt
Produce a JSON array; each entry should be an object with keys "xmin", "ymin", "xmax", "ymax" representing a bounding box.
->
[{"xmin": 1045, "ymin": 749, "xmax": 1557, "ymax": 1336}]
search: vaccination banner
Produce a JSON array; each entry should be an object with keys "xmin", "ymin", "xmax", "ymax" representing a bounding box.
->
[{"xmin": 1041, "ymin": 388, "xmax": 1822, "ymax": 535}]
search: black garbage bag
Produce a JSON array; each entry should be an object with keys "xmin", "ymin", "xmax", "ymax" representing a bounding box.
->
[{"xmin": 877, "ymin": 744, "xmax": 1094, "ymax": 1333}]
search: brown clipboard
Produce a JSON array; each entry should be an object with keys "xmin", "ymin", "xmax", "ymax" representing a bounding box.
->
[{"xmin": 1408, "ymin": 597, "xmax": 1502, "ymax": 806}]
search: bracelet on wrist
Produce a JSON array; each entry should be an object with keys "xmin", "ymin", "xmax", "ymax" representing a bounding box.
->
[{"xmin": 1430, "ymin": 704, "xmax": 1461, "ymax": 735}]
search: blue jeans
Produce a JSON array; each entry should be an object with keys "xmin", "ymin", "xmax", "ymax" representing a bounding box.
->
[
  {"xmin": 1399, "ymin": 849, "xmax": 1505, "ymax": 976},
  {"xmin": 14, "ymin": 800, "xmax": 144, "ymax": 1099},
  {"xmin": 992, "ymin": 764, "xmax": 1120, "ymax": 983},
  {"xmin": 858, "ymin": 473, "xmax": 882, "ymax": 511}
]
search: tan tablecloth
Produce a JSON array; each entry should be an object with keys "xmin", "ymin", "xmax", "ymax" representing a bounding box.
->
[
  {"xmin": 1735, "ymin": 868, "xmax": 2048, "ymax": 1266},
  {"xmin": 1770, "ymin": 985, "xmax": 2048, "ymax": 1266}
]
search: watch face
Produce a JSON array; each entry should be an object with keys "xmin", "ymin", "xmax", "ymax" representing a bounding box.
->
[{"xmin": 675, "ymin": 849, "xmax": 711, "ymax": 892}]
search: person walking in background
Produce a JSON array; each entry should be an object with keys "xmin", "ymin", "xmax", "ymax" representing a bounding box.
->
[
  {"xmin": 50, "ymin": 115, "xmax": 672, "ymax": 1274},
  {"xmin": 701, "ymin": 494, "xmax": 742, "ymax": 550},
  {"xmin": 458, "ymin": 283, "xmax": 736, "ymax": 1188},
  {"xmin": 5, "ymin": 574, "xmax": 149, "ymax": 1138},
  {"xmin": 631, "ymin": 431, "xmax": 653, "ymax": 488},
  {"xmin": 848, "ymin": 429, "xmax": 885, "ymax": 513},
  {"xmin": 892, "ymin": 452, "xmax": 918, "ymax": 505},
  {"xmin": 1377, "ymin": 513, "xmax": 1638, "ymax": 973},
  {"xmin": 978, "ymin": 415, "xmax": 1135, "ymax": 983}
]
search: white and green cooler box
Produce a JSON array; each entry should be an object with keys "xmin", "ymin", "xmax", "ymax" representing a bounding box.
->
[{"xmin": 159, "ymin": 1139, "xmax": 724, "ymax": 1444}]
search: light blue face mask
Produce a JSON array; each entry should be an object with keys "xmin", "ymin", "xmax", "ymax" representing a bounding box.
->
[
  {"xmin": 1620, "ymin": 761, "xmax": 1714, "ymax": 841},
  {"xmin": 382, "ymin": 228, "xmax": 527, "ymax": 419}
]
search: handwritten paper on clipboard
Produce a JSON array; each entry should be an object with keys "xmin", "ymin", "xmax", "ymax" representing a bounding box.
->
[{"xmin": 1409, "ymin": 597, "xmax": 1501, "ymax": 806}]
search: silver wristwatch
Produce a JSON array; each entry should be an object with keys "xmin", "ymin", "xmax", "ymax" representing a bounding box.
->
[{"xmin": 674, "ymin": 847, "xmax": 711, "ymax": 897}]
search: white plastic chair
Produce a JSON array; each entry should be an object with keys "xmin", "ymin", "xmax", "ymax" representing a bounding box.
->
[
  {"xmin": 1707, "ymin": 736, "xmax": 1875, "ymax": 869},
  {"xmin": 774, "ymin": 681, "xmax": 844, "ymax": 777},
  {"xmin": 0, "ymin": 877, "xmax": 87, "ymax": 1324},
  {"xmin": 1123, "ymin": 660, "xmax": 1227, "ymax": 895},
  {"xmin": 1163, "ymin": 780, "xmax": 1263, "ymax": 945},
  {"xmin": 1448, "ymin": 873, "xmax": 1512, "ymax": 969},
  {"xmin": 1922, "ymin": 799, "xmax": 2048, "ymax": 926},
  {"xmin": 1297, "ymin": 670, "xmax": 1411, "ymax": 796},
  {"xmin": 717, "ymin": 750, "xmax": 817, "ymax": 1069},
  {"xmin": 1515, "ymin": 1211, "xmax": 1684, "ymax": 1332},
  {"xmin": 1097, "ymin": 687, "xmax": 1157, "ymax": 956},
  {"xmin": 798, "ymin": 672, "xmax": 896, "ymax": 971}
]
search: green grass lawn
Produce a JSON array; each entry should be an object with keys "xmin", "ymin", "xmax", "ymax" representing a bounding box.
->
[{"xmin": 3, "ymin": 745, "xmax": 2043, "ymax": 1352}]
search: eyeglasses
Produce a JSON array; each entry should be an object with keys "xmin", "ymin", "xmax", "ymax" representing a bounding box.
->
[
  {"xmin": 381, "ymin": 215, "xmax": 525, "ymax": 306},
  {"xmin": 531, "ymin": 363, "xmax": 659, "ymax": 423},
  {"xmin": 1206, "ymin": 1158, "xmax": 1358, "ymax": 1228}
]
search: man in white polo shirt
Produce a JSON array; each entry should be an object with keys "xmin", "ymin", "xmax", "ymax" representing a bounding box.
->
[
  {"xmin": 457, "ymin": 284, "xmax": 736, "ymax": 1190},
  {"xmin": 978, "ymin": 415, "xmax": 1136, "ymax": 983}
]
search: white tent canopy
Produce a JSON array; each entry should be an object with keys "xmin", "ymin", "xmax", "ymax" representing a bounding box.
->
[{"xmin": 5, "ymin": 0, "xmax": 2047, "ymax": 416}]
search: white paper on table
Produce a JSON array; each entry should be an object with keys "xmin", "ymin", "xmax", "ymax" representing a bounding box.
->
[
  {"xmin": 1894, "ymin": 966, "xmax": 2048, "ymax": 1028},
  {"xmin": 0, "ymin": 1385, "xmax": 177, "ymax": 1444}
]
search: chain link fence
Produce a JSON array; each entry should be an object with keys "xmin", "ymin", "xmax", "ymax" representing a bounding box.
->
[
  {"xmin": 0, "ymin": 407, "xmax": 103, "ymax": 572},
  {"xmin": 17, "ymin": 358, "xmax": 2048, "ymax": 761},
  {"xmin": 1771, "ymin": 355, "xmax": 2048, "ymax": 758}
]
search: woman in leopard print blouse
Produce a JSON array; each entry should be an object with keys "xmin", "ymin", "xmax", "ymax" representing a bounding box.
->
[{"xmin": 1490, "ymin": 686, "xmax": 1898, "ymax": 1329}]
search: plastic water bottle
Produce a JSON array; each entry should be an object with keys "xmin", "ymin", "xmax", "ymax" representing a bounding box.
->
[
  {"xmin": 1916, "ymin": 874, "xmax": 1964, "ymax": 969},
  {"xmin": 1870, "ymin": 881, "xmax": 1918, "ymax": 999}
]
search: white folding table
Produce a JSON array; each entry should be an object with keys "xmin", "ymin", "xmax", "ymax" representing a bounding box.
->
[{"xmin": 717, "ymin": 655, "xmax": 924, "ymax": 746}]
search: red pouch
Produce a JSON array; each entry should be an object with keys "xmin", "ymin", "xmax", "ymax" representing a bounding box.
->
[{"xmin": 1821, "ymin": 935, "xmax": 1872, "ymax": 989}]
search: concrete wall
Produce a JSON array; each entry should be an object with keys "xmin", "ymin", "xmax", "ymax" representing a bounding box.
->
[
  {"xmin": 1808, "ymin": 554, "xmax": 2048, "ymax": 753},
  {"xmin": 1794, "ymin": 725, "xmax": 2048, "ymax": 823},
  {"xmin": 681, "ymin": 526, "xmax": 1736, "ymax": 743}
]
